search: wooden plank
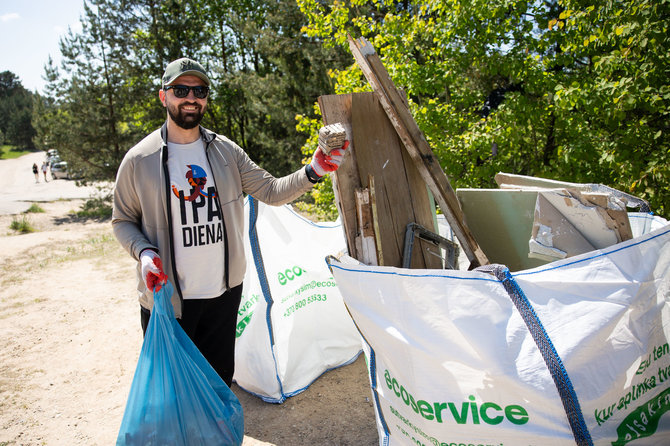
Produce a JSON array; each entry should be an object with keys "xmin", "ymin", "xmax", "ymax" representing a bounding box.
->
[
  {"xmin": 317, "ymin": 94, "xmax": 360, "ymax": 258},
  {"xmin": 348, "ymin": 35, "xmax": 488, "ymax": 267},
  {"xmin": 320, "ymin": 92, "xmax": 440, "ymax": 268},
  {"xmin": 350, "ymin": 92, "xmax": 440, "ymax": 268},
  {"xmin": 398, "ymin": 125, "xmax": 444, "ymax": 269},
  {"xmin": 368, "ymin": 174, "xmax": 384, "ymax": 266},
  {"xmin": 355, "ymin": 188, "xmax": 378, "ymax": 265}
]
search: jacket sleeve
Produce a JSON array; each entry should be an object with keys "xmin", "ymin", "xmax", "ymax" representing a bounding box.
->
[
  {"xmin": 233, "ymin": 145, "xmax": 315, "ymax": 205},
  {"xmin": 112, "ymin": 152, "xmax": 157, "ymax": 260}
]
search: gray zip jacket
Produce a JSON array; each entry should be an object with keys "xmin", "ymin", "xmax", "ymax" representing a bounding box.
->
[{"xmin": 112, "ymin": 124, "xmax": 314, "ymax": 318}]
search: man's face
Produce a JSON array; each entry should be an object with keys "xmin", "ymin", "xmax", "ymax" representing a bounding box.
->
[{"xmin": 159, "ymin": 75, "xmax": 208, "ymax": 130}]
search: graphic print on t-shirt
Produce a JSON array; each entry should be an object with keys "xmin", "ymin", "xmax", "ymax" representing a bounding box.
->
[
  {"xmin": 171, "ymin": 163, "xmax": 223, "ymax": 248},
  {"xmin": 171, "ymin": 164, "xmax": 217, "ymax": 201},
  {"xmin": 167, "ymin": 139, "xmax": 225, "ymax": 299}
]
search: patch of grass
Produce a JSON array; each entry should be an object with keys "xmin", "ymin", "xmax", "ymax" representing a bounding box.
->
[
  {"xmin": 76, "ymin": 195, "xmax": 112, "ymax": 219},
  {"xmin": 26, "ymin": 203, "xmax": 45, "ymax": 213},
  {"xmin": 1, "ymin": 229, "xmax": 124, "ymax": 287},
  {"xmin": 9, "ymin": 216, "xmax": 35, "ymax": 233},
  {"xmin": 0, "ymin": 145, "xmax": 36, "ymax": 160}
]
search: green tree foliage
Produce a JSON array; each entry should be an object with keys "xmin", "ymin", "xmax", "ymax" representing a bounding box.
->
[
  {"xmin": 0, "ymin": 71, "xmax": 36, "ymax": 148},
  {"xmin": 214, "ymin": 0, "xmax": 351, "ymax": 173},
  {"xmin": 32, "ymin": 2, "xmax": 148, "ymax": 181},
  {"xmin": 32, "ymin": 0, "xmax": 348, "ymax": 183},
  {"xmin": 551, "ymin": 0, "xmax": 669, "ymax": 216},
  {"xmin": 297, "ymin": 0, "xmax": 670, "ymax": 217},
  {"xmin": 32, "ymin": 0, "xmax": 200, "ymax": 181}
]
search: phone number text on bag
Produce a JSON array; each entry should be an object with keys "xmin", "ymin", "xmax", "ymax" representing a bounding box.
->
[{"xmin": 283, "ymin": 294, "xmax": 328, "ymax": 317}]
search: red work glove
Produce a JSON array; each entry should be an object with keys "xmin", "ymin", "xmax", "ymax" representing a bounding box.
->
[
  {"xmin": 140, "ymin": 249, "xmax": 168, "ymax": 292},
  {"xmin": 310, "ymin": 140, "xmax": 349, "ymax": 178}
]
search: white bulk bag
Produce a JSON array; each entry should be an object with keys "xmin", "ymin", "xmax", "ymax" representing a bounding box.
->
[
  {"xmin": 234, "ymin": 197, "xmax": 362, "ymax": 402},
  {"xmin": 329, "ymin": 217, "xmax": 670, "ymax": 445}
]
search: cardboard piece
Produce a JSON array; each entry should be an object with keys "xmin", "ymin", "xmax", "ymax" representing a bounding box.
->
[
  {"xmin": 529, "ymin": 192, "xmax": 597, "ymax": 261},
  {"xmin": 456, "ymin": 189, "xmax": 547, "ymax": 271},
  {"xmin": 495, "ymin": 171, "xmax": 650, "ymax": 213},
  {"xmin": 528, "ymin": 188, "xmax": 636, "ymax": 261},
  {"xmin": 457, "ymin": 184, "xmax": 638, "ymax": 270}
]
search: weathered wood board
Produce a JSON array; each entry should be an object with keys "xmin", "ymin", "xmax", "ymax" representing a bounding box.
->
[
  {"xmin": 319, "ymin": 92, "xmax": 442, "ymax": 269},
  {"xmin": 347, "ymin": 36, "xmax": 488, "ymax": 268}
]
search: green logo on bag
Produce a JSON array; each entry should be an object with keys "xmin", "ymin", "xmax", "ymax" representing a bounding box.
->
[
  {"xmin": 236, "ymin": 312, "xmax": 253, "ymax": 338},
  {"xmin": 612, "ymin": 387, "xmax": 670, "ymax": 445},
  {"xmin": 384, "ymin": 369, "xmax": 529, "ymax": 426},
  {"xmin": 236, "ymin": 293, "xmax": 259, "ymax": 338},
  {"xmin": 278, "ymin": 266, "xmax": 304, "ymax": 285}
]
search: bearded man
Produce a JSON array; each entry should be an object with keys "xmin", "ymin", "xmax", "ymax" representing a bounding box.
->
[{"xmin": 112, "ymin": 58, "xmax": 347, "ymax": 386}]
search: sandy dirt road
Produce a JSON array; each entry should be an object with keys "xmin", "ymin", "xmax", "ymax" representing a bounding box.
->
[
  {"xmin": 0, "ymin": 152, "xmax": 378, "ymax": 445},
  {"xmin": 0, "ymin": 151, "xmax": 105, "ymax": 215}
]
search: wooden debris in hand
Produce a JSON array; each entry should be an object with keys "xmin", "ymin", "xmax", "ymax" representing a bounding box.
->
[{"xmin": 318, "ymin": 123, "xmax": 347, "ymax": 154}]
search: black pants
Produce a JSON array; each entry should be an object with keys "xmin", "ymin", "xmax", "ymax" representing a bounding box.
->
[{"xmin": 141, "ymin": 284, "xmax": 243, "ymax": 387}]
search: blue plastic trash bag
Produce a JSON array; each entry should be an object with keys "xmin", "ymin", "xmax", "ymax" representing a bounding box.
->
[{"xmin": 116, "ymin": 281, "xmax": 244, "ymax": 445}]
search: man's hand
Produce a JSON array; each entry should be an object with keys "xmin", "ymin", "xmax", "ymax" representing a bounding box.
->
[
  {"xmin": 310, "ymin": 140, "xmax": 349, "ymax": 178},
  {"xmin": 140, "ymin": 249, "xmax": 168, "ymax": 292}
]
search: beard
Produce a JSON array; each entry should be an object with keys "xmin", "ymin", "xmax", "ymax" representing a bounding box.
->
[{"xmin": 166, "ymin": 101, "xmax": 206, "ymax": 129}]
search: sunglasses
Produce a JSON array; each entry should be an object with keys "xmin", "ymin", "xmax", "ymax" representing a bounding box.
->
[{"xmin": 164, "ymin": 85, "xmax": 209, "ymax": 99}]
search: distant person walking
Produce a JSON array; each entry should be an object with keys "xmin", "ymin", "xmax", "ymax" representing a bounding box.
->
[
  {"xmin": 32, "ymin": 163, "xmax": 39, "ymax": 182},
  {"xmin": 41, "ymin": 162, "xmax": 48, "ymax": 182}
]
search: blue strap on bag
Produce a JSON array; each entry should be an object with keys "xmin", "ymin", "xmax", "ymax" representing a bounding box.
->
[{"xmin": 116, "ymin": 281, "xmax": 244, "ymax": 445}]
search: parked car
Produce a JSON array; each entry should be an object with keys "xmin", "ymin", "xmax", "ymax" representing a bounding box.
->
[
  {"xmin": 51, "ymin": 161, "xmax": 69, "ymax": 180},
  {"xmin": 46, "ymin": 149, "xmax": 62, "ymax": 167},
  {"xmin": 49, "ymin": 156, "xmax": 62, "ymax": 168}
]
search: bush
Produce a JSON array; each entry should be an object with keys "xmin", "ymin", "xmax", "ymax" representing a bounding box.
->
[
  {"xmin": 26, "ymin": 203, "xmax": 45, "ymax": 213},
  {"xmin": 10, "ymin": 216, "xmax": 34, "ymax": 233},
  {"xmin": 76, "ymin": 194, "xmax": 112, "ymax": 219}
]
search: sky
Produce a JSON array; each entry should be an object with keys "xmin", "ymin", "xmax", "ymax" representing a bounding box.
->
[{"xmin": 0, "ymin": 0, "xmax": 86, "ymax": 93}]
